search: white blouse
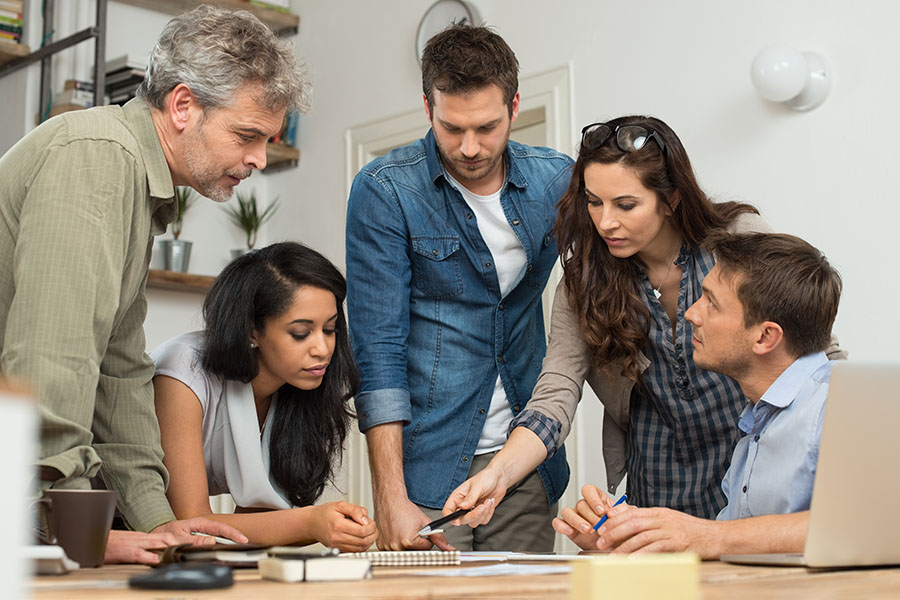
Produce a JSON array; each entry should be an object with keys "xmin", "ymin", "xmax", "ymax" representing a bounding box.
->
[{"xmin": 151, "ymin": 331, "xmax": 291, "ymax": 509}]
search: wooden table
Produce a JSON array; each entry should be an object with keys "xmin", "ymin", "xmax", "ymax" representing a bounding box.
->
[{"xmin": 31, "ymin": 560, "xmax": 900, "ymax": 599}]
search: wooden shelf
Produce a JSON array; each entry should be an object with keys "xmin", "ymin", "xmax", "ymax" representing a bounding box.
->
[
  {"xmin": 265, "ymin": 142, "xmax": 300, "ymax": 172},
  {"xmin": 147, "ymin": 269, "xmax": 215, "ymax": 293},
  {"xmin": 114, "ymin": 0, "xmax": 299, "ymax": 36},
  {"xmin": 0, "ymin": 39, "xmax": 30, "ymax": 67}
]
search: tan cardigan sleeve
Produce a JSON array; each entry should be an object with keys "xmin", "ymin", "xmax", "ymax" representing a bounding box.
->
[{"xmin": 523, "ymin": 278, "xmax": 594, "ymax": 444}]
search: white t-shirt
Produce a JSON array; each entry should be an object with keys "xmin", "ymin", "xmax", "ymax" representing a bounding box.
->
[
  {"xmin": 150, "ymin": 331, "xmax": 291, "ymax": 509},
  {"xmin": 445, "ymin": 172, "xmax": 524, "ymax": 454}
]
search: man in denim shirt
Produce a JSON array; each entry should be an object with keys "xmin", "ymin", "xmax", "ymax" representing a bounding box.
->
[
  {"xmin": 551, "ymin": 233, "xmax": 843, "ymax": 558},
  {"xmin": 345, "ymin": 25, "xmax": 572, "ymax": 551}
]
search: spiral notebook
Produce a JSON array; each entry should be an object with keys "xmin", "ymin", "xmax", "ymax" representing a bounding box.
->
[{"xmin": 338, "ymin": 550, "xmax": 460, "ymax": 566}]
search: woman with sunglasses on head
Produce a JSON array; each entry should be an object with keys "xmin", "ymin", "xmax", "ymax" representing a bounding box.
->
[
  {"xmin": 150, "ymin": 242, "xmax": 377, "ymax": 551},
  {"xmin": 440, "ymin": 116, "xmax": 845, "ymax": 542}
]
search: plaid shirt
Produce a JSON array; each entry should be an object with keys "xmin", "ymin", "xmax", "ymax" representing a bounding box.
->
[{"xmin": 625, "ymin": 244, "xmax": 745, "ymax": 519}]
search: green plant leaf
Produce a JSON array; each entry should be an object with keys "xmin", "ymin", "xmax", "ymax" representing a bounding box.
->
[
  {"xmin": 172, "ymin": 186, "xmax": 195, "ymax": 240},
  {"xmin": 223, "ymin": 190, "xmax": 280, "ymax": 249}
]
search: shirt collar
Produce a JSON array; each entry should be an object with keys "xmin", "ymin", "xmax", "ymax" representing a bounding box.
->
[
  {"xmin": 424, "ymin": 128, "xmax": 523, "ymax": 190},
  {"xmin": 122, "ymin": 98, "xmax": 177, "ymax": 233},
  {"xmin": 758, "ymin": 351, "xmax": 830, "ymax": 409},
  {"xmin": 122, "ymin": 98, "xmax": 176, "ymax": 207}
]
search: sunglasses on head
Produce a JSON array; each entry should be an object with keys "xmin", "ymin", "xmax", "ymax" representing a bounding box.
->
[{"xmin": 580, "ymin": 122, "xmax": 667, "ymax": 156}]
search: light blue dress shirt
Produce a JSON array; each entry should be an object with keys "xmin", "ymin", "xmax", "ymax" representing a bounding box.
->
[{"xmin": 716, "ymin": 351, "xmax": 832, "ymax": 521}]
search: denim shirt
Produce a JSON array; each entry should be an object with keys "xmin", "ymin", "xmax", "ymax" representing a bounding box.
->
[
  {"xmin": 717, "ymin": 352, "xmax": 831, "ymax": 521},
  {"xmin": 345, "ymin": 129, "xmax": 573, "ymax": 508}
]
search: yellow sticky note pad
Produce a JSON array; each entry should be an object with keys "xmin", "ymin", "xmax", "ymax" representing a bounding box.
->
[{"xmin": 570, "ymin": 553, "xmax": 699, "ymax": 600}]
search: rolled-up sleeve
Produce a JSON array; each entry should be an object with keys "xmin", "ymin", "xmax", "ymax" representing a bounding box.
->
[
  {"xmin": 345, "ymin": 172, "xmax": 414, "ymax": 432},
  {"xmin": 509, "ymin": 409, "xmax": 563, "ymax": 458}
]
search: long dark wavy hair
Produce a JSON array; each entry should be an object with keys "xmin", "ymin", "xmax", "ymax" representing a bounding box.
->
[
  {"xmin": 554, "ymin": 115, "xmax": 757, "ymax": 382},
  {"xmin": 201, "ymin": 242, "xmax": 358, "ymax": 507}
]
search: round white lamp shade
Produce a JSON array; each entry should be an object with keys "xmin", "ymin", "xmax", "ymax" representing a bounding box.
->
[{"xmin": 750, "ymin": 45, "xmax": 831, "ymax": 111}]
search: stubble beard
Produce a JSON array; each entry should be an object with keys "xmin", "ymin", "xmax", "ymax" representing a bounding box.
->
[
  {"xmin": 182, "ymin": 125, "xmax": 250, "ymax": 203},
  {"xmin": 435, "ymin": 125, "xmax": 510, "ymax": 189},
  {"xmin": 695, "ymin": 345, "xmax": 752, "ymax": 382}
]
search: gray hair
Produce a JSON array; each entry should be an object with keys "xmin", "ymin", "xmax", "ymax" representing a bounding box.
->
[{"xmin": 137, "ymin": 5, "xmax": 310, "ymax": 114}]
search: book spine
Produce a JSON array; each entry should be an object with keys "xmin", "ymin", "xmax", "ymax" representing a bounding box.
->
[{"xmin": 64, "ymin": 79, "xmax": 95, "ymax": 92}]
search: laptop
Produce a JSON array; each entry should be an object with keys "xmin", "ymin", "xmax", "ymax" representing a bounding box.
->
[{"xmin": 721, "ymin": 362, "xmax": 900, "ymax": 568}]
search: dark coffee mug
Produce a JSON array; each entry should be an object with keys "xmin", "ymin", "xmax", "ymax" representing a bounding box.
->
[{"xmin": 35, "ymin": 489, "xmax": 117, "ymax": 568}]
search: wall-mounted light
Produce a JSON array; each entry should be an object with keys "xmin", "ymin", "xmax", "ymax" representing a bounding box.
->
[{"xmin": 750, "ymin": 45, "xmax": 831, "ymax": 112}]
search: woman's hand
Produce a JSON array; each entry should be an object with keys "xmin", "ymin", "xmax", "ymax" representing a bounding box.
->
[
  {"xmin": 551, "ymin": 484, "xmax": 615, "ymax": 550},
  {"xmin": 441, "ymin": 466, "xmax": 504, "ymax": 528},
  {"xmin": 310, "ymin": 501, "xmax": 378, "ymax": 552}
]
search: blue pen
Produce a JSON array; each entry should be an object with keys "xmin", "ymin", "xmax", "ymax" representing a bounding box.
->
[{"xmin": 592, "ymin": 493, "xmax": 627, "ymax": 531}]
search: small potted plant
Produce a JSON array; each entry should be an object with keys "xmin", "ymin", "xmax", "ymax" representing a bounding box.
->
[
  {"xmin": 224, "ymin": 190, "xmax": 279, "ymax": 258},
  {"xmin": 157, "ymin": 186, "xmax": 195, "ymax": 272}
]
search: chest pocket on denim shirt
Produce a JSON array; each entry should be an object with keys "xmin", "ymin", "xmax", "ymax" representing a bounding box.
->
[
  {"xmin": 525, "ymin": 232, "xmax": 556, "ymax": 290},
  {"xmin": 411, "ymin": 235, "xmax": 464, "ymax": 299}
]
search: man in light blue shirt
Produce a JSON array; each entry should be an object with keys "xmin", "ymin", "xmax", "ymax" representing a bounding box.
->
[
  {"xmin": 717, "ymin": 351, "xmax": 830, "ymax": 520},
  {"xmin": 551, "ymin": 232, "xmax": 843, "ymax": 558}
]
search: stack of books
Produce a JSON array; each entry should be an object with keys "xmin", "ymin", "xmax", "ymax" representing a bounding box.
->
[
  {"xmin": 48, "ymin": 79, "xmax": 107, "ymax": 119},
  {"xmin": 269, "ymin": 110, "xmax": 299, "ymax": 147},
  {"xmin": 0, "ymin": 0, "xmax": 24, "ymax": 45},
  {"xmin": 104, "ymin": 53, "xmax": 146, "ymax": 105}
]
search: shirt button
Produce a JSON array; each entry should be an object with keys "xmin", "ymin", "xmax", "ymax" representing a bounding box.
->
[
  {"xmin": 527, "ymin": 264, "xmax": 533, "ymax": 272},
  {"xmin": 432, "ymin": 249, "xmax": 438, "ymax": 256},
  {"xmin": 485, "ymin": 261, "xmax": 492, "ymax": 268},
  {"xmin": 498, "ymin": 303, "xmax": 505, "ymax": 311},
  {"xmin": 466, "ymin": 213, "xmax": 473, "ymax": 220},
  {"xmin": 513, "ymin": 404, "xmax": 520, "ymax": 412},
  {"xmin": 479, "ymin": 408, "xmax": 485, "ymax": 415},
  {"xmin": 463, "ymin": 456, "xmax": 469, "ymax": 463},
  {"xmin": 497, "ymin": 355, "xmax": 504, "ymax": 363},
  {"xmin": 512, "ymin": 219, "xmax": 520, "ymax": 226},
  {"xmin": 742, "ymin": 485, "xmax": 748, "ymax": 493}
]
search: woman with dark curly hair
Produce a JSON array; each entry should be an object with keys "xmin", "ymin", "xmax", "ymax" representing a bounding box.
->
[
  {"xmin": 151, "ymin": 242, "xmax": 376, "ymax": 550},
  {"xmin": 442, "ymin": 116, "xmax": 844, "ymax": 532}
]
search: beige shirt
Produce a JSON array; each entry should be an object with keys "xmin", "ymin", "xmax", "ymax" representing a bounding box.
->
[
  {"xmin": 526, "ymin": 213, "xmax": 847, "ymax": 492},
  {"xmin": 0, "ymin": 98, "xmax": 177, "ymax": 531}
]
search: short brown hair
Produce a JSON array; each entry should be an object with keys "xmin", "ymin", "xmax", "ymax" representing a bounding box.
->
[
  {"xmin": 706, "ymin": 232, "xmax": 842, "ymax": 358},
  {"xmin": 421, "ymin": 24, "xmax": 518, "ymax": 115}
]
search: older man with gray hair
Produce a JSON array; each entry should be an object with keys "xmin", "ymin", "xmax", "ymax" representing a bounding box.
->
[{"xmin": 0, "ymin": 5, "xmax": 309, "ymax": 563}]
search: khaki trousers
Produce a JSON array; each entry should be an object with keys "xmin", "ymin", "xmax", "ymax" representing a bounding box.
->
[{"xmin": 418, "ymin": 451, "xmax": 557, "ymax": 552}]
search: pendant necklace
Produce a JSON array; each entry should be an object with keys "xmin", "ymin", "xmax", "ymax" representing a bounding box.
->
[{"xmin": 651, "ymin": 248, "xmax": 680, "ymax": 300}]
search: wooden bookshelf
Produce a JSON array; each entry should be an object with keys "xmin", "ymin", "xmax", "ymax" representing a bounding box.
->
[
  {"xmin": 265, "ymin": 142, "xmax": 300, "ymax": 172},
  {"xmin": 114, "ymin": 0, "xmax": 299, "ymax": 36},
  {"xmin": 0, "ymin": 39, "xmax": 30, "ymax": 67},
  {"xmin": 147, "ymin": 269, "xmax": 215, "ymax": 293}
]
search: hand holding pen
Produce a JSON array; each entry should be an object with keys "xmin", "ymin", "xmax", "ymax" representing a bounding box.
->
[
  {"xmin": 551, "ymin": 485, "xmax": 628, "ymax": 551},
  {"xmin": 592, "ymin": 493, "xmax": 627, "ymax": 531}
]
